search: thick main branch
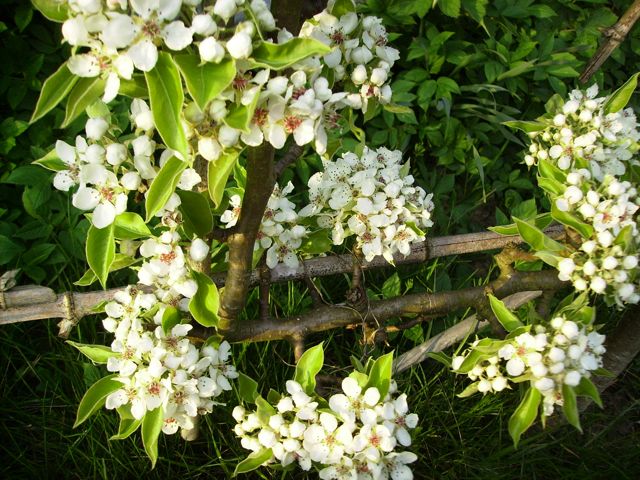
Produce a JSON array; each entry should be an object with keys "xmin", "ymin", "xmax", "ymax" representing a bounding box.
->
[{"xmin": 218, "ymin": 144, "xmax": 275, "ymax": 331}]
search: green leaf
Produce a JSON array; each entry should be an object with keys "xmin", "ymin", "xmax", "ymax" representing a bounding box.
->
[
  {"xmin": 299, "ymin": 229, "xmax": 332, "ymax": 255},
  {"xmin": 74, "ymin": 374, "xmax": 121, "ymax": 428},
  {"xmin": 365, "ymin": 352, "xmax": 394, "ymax": 398},
  {"xmin": 255, "ymin": 395, "xmax": 276, "ymax": 424},
  {"xmin": 551, "ymin": 203, "xmax": 593, "ymax": 239},
  {"xmin": 266, "ymin": 388, "xmax": 281, "ymax": 405},
  {"xmin": 489, "ymin": 213, "xmax": 553, "ymax": 236},
  {"xmin": 74, "ymin": 253, "xmax": 137, "ymax": 287},
  {"xmin": 224, "ymin": 93, "xmax": 260, "ymax": 133},
  {"xmin": 33, "ymin": 148, "xmax": 66, "ymax": 171},
  {"xmin": 562, "ymin": 384, "xmax": 581, "ymax": 432},
  {"xmin": 145, "ymin": 156, "xmax": 187, "ymax": 221},
  {"xmin": 383, "ymin": 103, "xmax": 413, "ymax": 114},
  {"xmin": 188, "ymin": 271, "xmax": 220, "ymax": 327},
  {"xmin": 114, "ymin": 212, "xmax": 152, "ymax": 239},
  {"xmin": 488, "ymin": 294, "xmax": 523, "ymax": 332},
  {"xmin": 31, "ymin": 0, "xmax": 69, "ymax": 22},
  {"xmin": 293, "ymin": 343, "xmax": 324, "ymax": 396},
  {"xmin": 233, "ymin": 448, "xmax": 273, "ymax": 476},
  {"xmin": 508, "ymin": 386, "xmax": 541, "ymax": 448},
  {"xmin": 250, "ymin": 38, "xmax": 332, "ymax": 70},
  {"xmin": 574, "ymin": 376, "xmax": 603, "ymax": 408},
  {"xmin": 119, "ymin": 75, "xmax": 148, "ymax": 98},
  {"xmin": 330, "ymin": 0, "xmax": 355, "ymax": 16},
  {"xmin": 534, "ymin": 251, "xmax": 561, "ymax": 268},
  {"xmin": 161, "ymin": 306, "xmax": 181, "ymax": 334},
  {"xmin": 141, "ymin": 407, "xmax": 164, "ymax": 469},
  {"xmin": 238, "ymin": 373, "xmax": 259, "ymax": 403},
  {"xmin": 66, "ymin": 341, "xmax": 117, "ymax": 364},
  {"xmin": 62, "ymin": 77, "xmax": 105, "ymax": 128},
  {"xmin": 426, "ymin": 351, "xmax": 452, "ymax": 367},
  {"xmin": 457, "ymin": 382, "xmax": 479, "ymax": 398},
  {"xmin": 604, "ymin": 73, "xmax": 640, "ymax": 115},
  {"xmin": 178, "ymin": 191, "xmax": 213, "ymax": 238},
  {"xmin": 381, "ymin": 273, "xmax": 401, "ymax": 299},
  {"xmin": 174, "ymin": 55, "xmax": 236, "ymax": 111},
  {"xmin": 438, "ymin": 0, "xmax": 461, "ymax": 17},
  {"xmin": 208, "ymin": 150, "xmax": 239, "ymax": 207},
  {"xmin": 110, "ymin": 412, "xmax": 142, "ymax": 441},
  {"xmin": 145, "ymin": 52, "xmax": 188, "ymax": 160},
  {"xmin": 86, "ymin": 223, "xmax": 115, "ymax": 289},
  {"xmin": 30, "ymin": 62, "xmax": 78, "ymax": 123},
  {"xmin": 538, "ymin": 159, "xmax": 566, "ymax": 183},
  {"xmin": 502, "ymin": 120, "xmax": 546, "ymax": 133},
  {"xmin": 514, "ymin": 217, "xmax": 565, "ymax": 254},
  {"xmin": 614, "ymin": 224, "xmax": 634, "ymax": 250}
]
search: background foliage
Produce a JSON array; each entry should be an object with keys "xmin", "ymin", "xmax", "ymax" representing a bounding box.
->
[{"xmin": 1, "ymin": 0, "xmax": 639, "ymax": 477}]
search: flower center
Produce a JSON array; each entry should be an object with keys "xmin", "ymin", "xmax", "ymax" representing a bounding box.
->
[
  {"xmin": 253, "ymin": 108, "xmax": 268, "ymax": 127},
  {"xmin": 292, "ymin": 87, "xmax": 307, "ymax": 100},
  {"xmin": 284, "ymin": 115, "xmax": 303, "ymax": 133},
  {"xmin": 159, "ymin": 251, "xmax": 177, "ymax": 264},
  {"xmin": 233, "ymin": 75, "xmax": 249, "ymax": 90},
  {"xmin": 147, "ymin": 381, "xmax": 161, "ymax": 396},
  {"xmin": 142, "ymin": 21, "xmax": 160, "ymax": 38}
]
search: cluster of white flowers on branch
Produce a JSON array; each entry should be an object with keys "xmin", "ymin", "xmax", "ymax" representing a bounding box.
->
[
  {"xmin": 450, "ymin": 295, "xmax": 606, "ymax": 436},
  {"xmin": 512, "ymin": 82, "xmax": 640, "ymax": 307},
  {"xmin": 52, "ymin": 100, "xmax": 201, "ymax": 228},
  {"xmin": 62, "ymin": 0, "xmax": 276, "ymax": 101},
  {"xmin": 301, "ymin": 147, "xmax": 435, "ymax": 262},
  {"xmin": 525, "ymin": 85, "xmax": 639, "ymax": 179},
  {"xmin": 100, "ymin": 286, "xmax": 238, "ymax": 436},
  {"xmin": 234, "ymin": 372, "xmax": 418, "ymax": 479}
]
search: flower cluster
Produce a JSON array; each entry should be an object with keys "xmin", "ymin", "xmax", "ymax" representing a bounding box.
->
[
  {"xmin": 555, "ymin": 171, "xmax": 639, "ymax": 305},
  {"xmin": 52, "ymin": 99, "xmax": 201, "ymax": 228},
  {"xmin": 221, "ymin": 182, "xmax": 308, "ymax": 270},
  {"xmin": 520, "ymin": 84, "xmax": 640, "ymax": 307},
  {"xmin": 233, "ymin": 377, "xmax": 418, "ymax": 479},
  {"xmin": 299, "ymin": 0, "xmax": 400, "ymax": 112},
  {"xmin": 102, "ymin": 286, "xmax": 238, "ymax": 436},
  {"xmin": 61, "ymin": 0, "xmax": 275, "ymax": 101},
  {"xmin": 525, "ymin": 85, "xmax": 640, "ymax": 179},
  {"xmin": 453, "ymin": 315, "xmax": 605, "ymax": 417},
  {"xmin": 300, "ymin": 147, "xmax": 435, "ymax": 263}
]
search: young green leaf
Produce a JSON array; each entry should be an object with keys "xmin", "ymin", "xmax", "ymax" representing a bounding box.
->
[
  {"xmin": 224, "ymin": 93, "xmax": 260, "ymax": 133},
  {"xmin": 74, "ymin": 253, "xmax": 137, "ymax": 287},
  {"xmin": 110, "ymin": 416, "xmax": 142, "ymax": 441},
  {"xmin": 208, "ymin": 150, "xmax": 239, "ymax": 207},
  {"xmin": 488, "ymin": 294, "xmax": 523, "ymax": 332},
  {"xmin": 119, "ymin": 75, "xmax": 149, "ymax": 98},
  {"xmin": 33, "ymin": 148, "xmax": 66, "ymax": 171},
  {"xmin": 145, "ymin": 52, "xmax": 188, "ymax": 160},
  {"xmin": 66, "ymin": 341, "xmax": 117, "ymax": 364},
  {"xmin": 141, "ymin": 406, "xmax": 164, "ymax": 468},
  {"xmin": 86, "ymin": 223, "xmax": 115, "ymax": 289},
  {"xmin": 145, "ymin": 156, "xmax": 187, "ymax": 221},
  {"xmin": 293, "ymin": 343, "xmax": 324, "ymax": 396},
  {"xmin": 604, "ymin": 72, "xmax": 640, "ymax": 114},
  {"xmin": 551, "ymin": 203, "xmax": 593, "ymax": 239},
  {"xmin": 514, "ymin": 217, "xmax": 565, "ymax": 254},
  {"xmin": 562, "ymin": 384, "xmax": 581, "ymax": 432},
  {"xmin": 426, "ymin": 351, "xmax": 452, "ymax": 367},
  {"xmin": 457, "ymin": 382, "xmax": 479, "ymax": 398},
  {"xmin": 114, "ymin": 212, "xmax": 152, "ymax": 239},
  {"xmin": 233, "ymin": 448, "xmax": 273, "ymax": 476},
  {"xmin": 31, "ymin": 0, "xmax": 69, "ymax": 22},
  {"xmin": 173, "ymin": 55, "xmax": 236, "ymax": 111},
  {"xmin": 574, "ymin": 376, "xmax": 603, "ymax": 408},
  {"xmin": 508, "ymin": 386, "xmax": 541, "ymax": 448},
  {"xmin": 30, "ymin": 62, "xmax": 78, "ymax": 123},
  {"xmin": 238, "ymin": 373, "xmax": 259, "ymax": 403},
  {"xmin": 502, "ymin": 120, "xmax": 546, "ymax": 133},
  {"xmin": 250, "ymin": 38, "xmax": 332, "ymax": 70},
  {"xmin": 74, "ymin": 374, "xmax": 121, "ymax": 427},
  {"xmin": 177, "ymin": 190, "xmax": 213, "ymax": 238},
  {"xmin": 330, "ymin": 0, "xmax": 356, "ymax": 16},
  {"xmin": 62, "ymin": 77, "xmax": 105, "ymax": 128},
  {"xmin": 188, "ymin": 271, "xmax": 220, "ymax": 327},
  {"xmin": 364, "ymin": 352, "xmax": 394, "ymax": 398},
  {"xmin": 161, "ymin": 305, "xmax": 181, "ymax": 334}
]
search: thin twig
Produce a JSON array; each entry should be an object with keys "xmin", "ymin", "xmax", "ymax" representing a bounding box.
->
[
  {"xmin": 274, "ymin": 143, "xmax": 304, "ymax": 178},
  {"xmin": 579, "ymin": 0, "xmax": 640, "ymax": 84}
]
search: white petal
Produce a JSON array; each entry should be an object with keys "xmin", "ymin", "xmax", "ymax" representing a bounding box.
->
[
  {"xmin": 103, "ymin": 72, "xmax": 121, "ymax": 103},
  {"xmin": 162, "ymin": 21, "xmax": 193, "ymax": 50},
  {"xmin": 93, "ymin": 202, "xmax": 117, "ymax": 228},
  {"xmin": 72, "ymin": 187, "xmax": 100, "ymax": 210},
  {"xmin": 128, "ymin": 40, "xmax": 159, "ymax": 72}
]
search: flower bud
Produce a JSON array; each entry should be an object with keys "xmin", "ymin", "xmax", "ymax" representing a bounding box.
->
[
  {"xmin": 226, "ymin": 31, "xmax": 253, "ymax": 59},
  {"xmin": 553, "ymin": 113, "xmax": 566, "ymax": 126},
  {"xmin": 190, "ymin": 238, "xmax": 210, "ymax": 262},
  {"xmin": 351, "ymin": 64, "xmax": 368, "ymax": 85},
  {"xmin": 199, "ymin": 36, "xmax": 226, "ymax": 63},
  {"xmin": 198, "ymin": 137, "xmax": 222, "ymax": 161},
  {"xmin": 85, "ymin": 117, "xmax": 109, "ymax": 140}
]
